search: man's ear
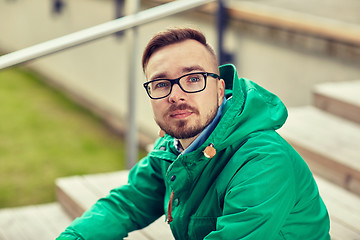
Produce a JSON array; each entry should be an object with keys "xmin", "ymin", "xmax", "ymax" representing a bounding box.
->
[{"xmin": 218, "ymin": 78, "xmax": 226, "ymax": 103}]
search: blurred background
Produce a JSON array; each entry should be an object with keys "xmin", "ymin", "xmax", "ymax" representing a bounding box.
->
[{"xmin": 0, "ymin": 0, "xmax": 360, "ymax": 238}]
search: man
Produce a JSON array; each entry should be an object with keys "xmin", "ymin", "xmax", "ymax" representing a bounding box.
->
[{"xmin": 57, "ymin": 28, "xmax": 330, "ymax": 239}]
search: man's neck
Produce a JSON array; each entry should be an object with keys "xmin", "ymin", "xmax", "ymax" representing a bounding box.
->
[{"xmin": 179, "ymin": 136, "xmax": 198, "ymax": 150}]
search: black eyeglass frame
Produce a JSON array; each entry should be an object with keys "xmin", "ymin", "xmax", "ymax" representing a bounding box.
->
[{"xmin": 143, "ymin": 72, "xmax": 220, "ymax": 100}]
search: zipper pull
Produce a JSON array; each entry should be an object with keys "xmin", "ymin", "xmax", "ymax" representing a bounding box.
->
[{"xmin": 167, "ymin": 191, "xmax": 174, "ymax": 224}]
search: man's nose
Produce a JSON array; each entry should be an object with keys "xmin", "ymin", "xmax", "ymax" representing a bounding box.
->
[{"xmin": 168, "ymin": 83, "xmax": 186, "ymax": 103}]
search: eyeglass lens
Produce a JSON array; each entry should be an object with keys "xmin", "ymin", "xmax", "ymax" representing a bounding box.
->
[{"xmin": 147, "ymin": 73, "xmax": 206, "ymax": 99}]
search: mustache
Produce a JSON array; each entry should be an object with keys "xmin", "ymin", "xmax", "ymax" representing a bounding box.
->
[{"xmin": 166, "ymin": 103, "xmax": 199, "ymax": 115}]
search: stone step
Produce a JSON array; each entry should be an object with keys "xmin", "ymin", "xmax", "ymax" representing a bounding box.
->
[
  {"xmin": 313, "ymin": 80, "xmax": 360, "ymax": 124},
  {"xmin": 315, "ymin": 176, "xmax": 360, "ymax": 239},
  {"xmin": 0, "ymin": 172, "xmax": 359, "ymax": 239},
  {"xmin": 0, "ymin": 203, "xmax": 72, "ymax": 240},
  {"xmin": 55, "ymin": 171, "xmax": 174, "ymax": 240},
  {"xmin": 278, "ymin": 106, "xmax": 360, "ymax": 196},
  {"xmin": 54, "ymin": 170, "xmax": 360, "ymax": 239}
]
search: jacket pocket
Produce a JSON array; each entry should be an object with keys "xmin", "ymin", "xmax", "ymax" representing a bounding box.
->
[{"xmin": 188, "ymin": 216, "xmax": 217, "ymax": 240}]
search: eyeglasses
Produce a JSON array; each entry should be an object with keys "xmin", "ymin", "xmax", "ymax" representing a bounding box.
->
[{"xmin": 143, "ymin": 72, "xmax": 220, "ymax": 99}]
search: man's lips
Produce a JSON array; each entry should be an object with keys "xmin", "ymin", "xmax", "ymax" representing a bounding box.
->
[
  {"xmin": 165, "ymin": 104, "xmax": 199, "ymax": 120},
  {"xmin": 169, "ymin": 110, "xmax": 193, "ymax": 119}
]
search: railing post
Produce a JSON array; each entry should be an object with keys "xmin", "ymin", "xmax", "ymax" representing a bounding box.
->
[
  {"xmin": 217, "ymin": 0, "xmax": 234, "ymax": 65},
  {"xmin": 114, "ymin": 0, "xmax": 125, "ymax": 37},
  {"xmin": 126, "ymin": 0, "xmax": 140, "ymax": 169}
]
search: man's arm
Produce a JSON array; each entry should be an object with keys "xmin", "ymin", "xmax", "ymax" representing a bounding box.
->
[{"xmin": 57, "ymin": 157, "xmax": 166, "ymax": 240}]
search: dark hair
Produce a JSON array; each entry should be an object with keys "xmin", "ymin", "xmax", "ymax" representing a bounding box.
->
[{"xmin": 142, "ymin": 28, "xmax": 217, "ymax": 72}]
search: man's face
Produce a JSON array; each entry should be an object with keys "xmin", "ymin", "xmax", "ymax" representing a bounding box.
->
[{"xmin": 145, "ymin": 40, "xmax": 225, "ymax": 142}]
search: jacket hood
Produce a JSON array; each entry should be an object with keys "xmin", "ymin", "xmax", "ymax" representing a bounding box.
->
[{"xmin": 208, "ymin": 64, "xmax": 288, "ymax": 151}]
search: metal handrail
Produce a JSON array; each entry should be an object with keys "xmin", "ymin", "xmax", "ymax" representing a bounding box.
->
[
  {"xmin": 0, "ymin": 0, "xmax": 217, "ymax": 168},
  {"xmin": 0, "ymin": 0, "xmax": 216, "ymax": 69}
]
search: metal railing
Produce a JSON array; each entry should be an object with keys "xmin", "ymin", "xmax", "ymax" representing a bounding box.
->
[
  {"xmin": 0, "ymin": 0, "xmax": 216, "ymax": 68},
  {"xmin": 0, "ymin": 0, "xmax": 217, "ymax": 168}
]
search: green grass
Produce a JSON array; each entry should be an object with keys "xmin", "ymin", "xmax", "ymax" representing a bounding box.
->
[{"xmin": 0, "ymin": 67, "xmax": 145, "ymax": 208}]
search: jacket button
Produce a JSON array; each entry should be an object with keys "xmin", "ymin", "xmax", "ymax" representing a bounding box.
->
[
  {"xmin": 170, "ymin": 175, "xmax": 176, "ymax": 181},
  {"xmin": 174, "ymin": 198, "xmax": 179, "ymax": 206}
]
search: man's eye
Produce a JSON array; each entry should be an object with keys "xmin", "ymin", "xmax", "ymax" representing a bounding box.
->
[
  {"xmin": 154, "ymin": 81, "xmax": 169, "ymax": 89},
  {"xmin": 186, "ymin": 74, "xmax": 203, "ymax": 83},
  {"xmin": 189, "ymin": 77, "xmax": 200, "ymax": 82}
]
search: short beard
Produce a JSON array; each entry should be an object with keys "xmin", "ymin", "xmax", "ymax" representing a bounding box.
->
[{"xmin": 155, "ymin": 102, "xmax": 218, "ymax": 140}]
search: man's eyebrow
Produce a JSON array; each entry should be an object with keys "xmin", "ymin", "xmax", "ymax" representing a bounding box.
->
[
  {"xmin": 182, "ymin": 65, "xmax": 205, "ymax": 73},
  {"xmin": 150, "ymin": 73, "xmax": 168, "ymax": 80},
  {"xmin": 149, "ymin": 65, "xmax": 206, "ymax": 81}
]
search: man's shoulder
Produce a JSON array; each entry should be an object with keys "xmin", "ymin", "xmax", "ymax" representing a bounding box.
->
[{"xmin": 217, "ymin": 130, "xmax": 301, "ymax": 181}]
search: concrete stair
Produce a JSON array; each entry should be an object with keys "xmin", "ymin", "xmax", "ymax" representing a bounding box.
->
[
  {"xmin": 278, "ymin": 80, "xmax": 360, "ymax": 196},
  {"xmin": 2, "ymin": 172, "xmax": 358, "ymax": 240},
  {"xmin": 314, "ymin": 80, "xmax": 360, "ymax": 125},
  {"xmin": 315, "ymin": 176, "xmax": 360, "ymax": 239},
  {"xmin": 0, "ymin": 172, "xmax": 173, "ymax": 240},
  {"xmin": 277, "ymin": 79, "xmax": 360, "ymax": 238},
  {"xmin": 55, "ymin": 171, "xmax": 360, "ymax": 239},
  {"xmin": 0, "ymin": 203, "xmax": 72, "ymax": 240},
  {"xmin": 278, "ymin": 106, "xmax": 360, "ymax": 195},
  {"xmin": 55, "ymin": 171, "xmax": 174, "ymax": 240}
]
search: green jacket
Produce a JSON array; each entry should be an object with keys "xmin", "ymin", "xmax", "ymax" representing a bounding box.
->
[{"xmin": 58, "ymin": 64, "xmax": 330, "ymax": 240}]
